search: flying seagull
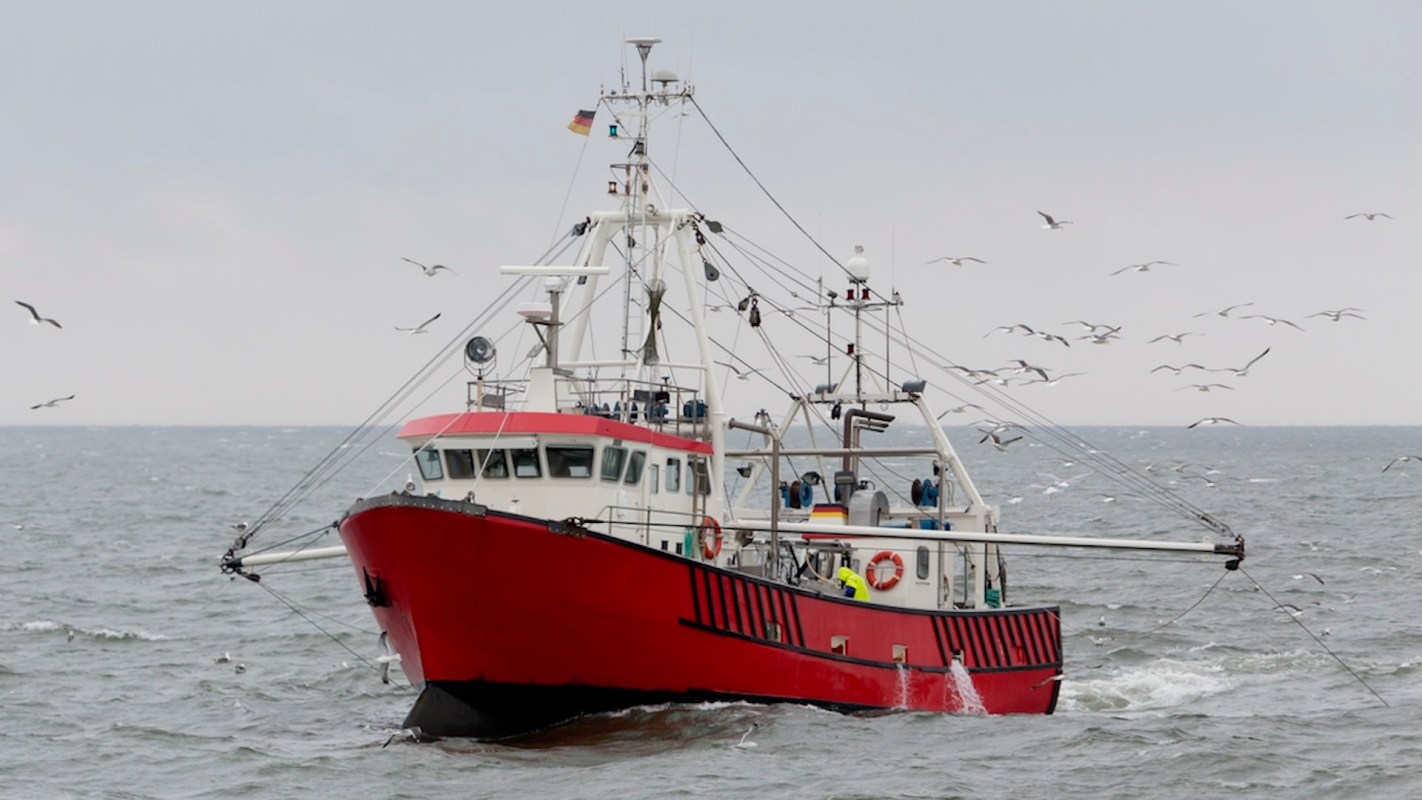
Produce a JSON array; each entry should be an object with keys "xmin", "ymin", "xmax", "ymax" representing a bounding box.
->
[
  {"xmin": 1024, "ymin": 371, "xmax": 1086, "ymax": 386},
  {"xmin": 1009, "ymin": 359, "xmax": 1050, "ymax": 382},
  {"xmin": 395, "ymin": 312, "xmax": 442, "ymax": 334},
  {"xmin": 1344, "ymin": 212, "xmax": 1392, "ymax": 221},
  {"xmin": 1150, "ymin": 363, "xmax": 1208, "ymax": 375},
  {"xmin": 1307, "ymin": 308, "xmax": 1365, "ymax": 322},
  {"xmin": 1078, "ymin": 328, "xmax": 1120, "ymax": 345},
  {"xmin": 926, "ymin": 256, "xmax": 987, "ymax": 267},
  {"xmin": 715, "ymin": 361, "xmax": 763, "ymax": 381},
  {"xmin": 735, "ymin": 723, "xmax": 759, "ymax": 749},
  {"xmin": 1188, "ymin": 416, "xmax": 1241, "ymax": 429},
  {"xmin": 1111, "ymin": 260, "xmax": 1176, "ymax": 276},
  {"xmin": 1177, "ymin": 383, "xmax": 1234, "ymax": 392},
  {"xmin": 31, "ymin": 394, "xmax": 75, "ymax": 410},
  {"xmin": 1148, "ymin": 332, "xmax": 1200, "ymax": 344},
  {"xmin": 799, "ymin": 354, "xmax": 829, "ymax": 366},
  {"xmin": 401, "ymin": 257, "xmax": 456, "ymax": 277},
  {"xmin": 1063, "ymin": 320, "xmax": 1115, "ymax": 332},
  {"xmin": 935, "ymin": 403, "xmax": 985, "ymax": 420},
  {"xmin": 985, "ymin": 324, "xmax": 1035, "ymax": 338},
  {"xmin": 1383, "ymin": 455, "xmax": 1422, "ymax": 473},
  {"xmin": 1033, "ymin": 330, "xmax": 1072, "ymax": 347},
  {"xmin": 979, "ymin": 429, "xmax": 1024, "ymax": 451},
  {"xmin": 1193, "ymin": 302, "xmax": 1254, "ymax": 319},
  {"xmin": 1210, "ymin": 347, "xmax": 1271, "ymax": 377},
  {"xmin": 1037, "ymin": 210, "xmax": 1072, "ymax": 230},
  {"xmin": 15, "ymin": 301, "xmax": 62, "ymax": 329},
  {"xmin": 1240, "ymin": 314, "xmax": 1304, "ymax": 331}
]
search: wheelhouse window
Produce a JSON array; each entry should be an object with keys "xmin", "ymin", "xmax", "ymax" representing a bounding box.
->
[
  {"xmin": 601, "ymin": 446, "xmax": 628, "ymax": 482},
  {"xmin": 475, "ymin": 449, "xmax": 509, "ymax": 478},
  {"xmin": 414, "ymin": 447, "xmax": 443, "ymax": 481},
  {"xmin": 666, "ymin": 457, "xmax": 681, "ymax": 492},
  {"xmin": 511, "ymin": 448, "xmax": 542, "ymax": 478},
  {"xmin": 444, "ymin": 449, "xmax": 477, "ymax": 480},
  {"xmin": 546, "ymin": 445, "xmax": 594, "ymax": 478},
  {"xmin": 688, "ymin": 459, "xmax": 710, "ymax": 495},
  {"xmin": 624, "ymin": 451, "xmax": 646, "ymax": 485},
  {"xmin": 649, "ymin": 464, "xmax": 660, "ymax": 494},
  {"xmin": 916, "ymin": 546, "xmax": 930, "ymax": 580}
]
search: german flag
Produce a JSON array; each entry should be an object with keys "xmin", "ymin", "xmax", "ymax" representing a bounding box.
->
[{"xmin": 567, "ymin": 108, "xmax": 596, "ymax": 136}]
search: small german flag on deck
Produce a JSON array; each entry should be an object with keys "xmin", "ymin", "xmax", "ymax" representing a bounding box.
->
[{"xmin": 567, "ymin": 108, "xmax": 596, "ymax": 136}]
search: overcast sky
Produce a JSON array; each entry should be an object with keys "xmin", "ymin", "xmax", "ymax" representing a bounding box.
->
[{"xmin": 2, "ymin": 1, "xmax": 1418, "ymax": 426}]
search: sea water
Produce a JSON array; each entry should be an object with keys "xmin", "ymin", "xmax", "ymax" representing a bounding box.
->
[{"xmin": 3, "ymin": 425, "xmax": 1421, "ymax": 799}]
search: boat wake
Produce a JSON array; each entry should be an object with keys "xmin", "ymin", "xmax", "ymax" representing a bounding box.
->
[{"xmin": 1057, "ymin": 657, "xmax": 1231, "ymax": 713}]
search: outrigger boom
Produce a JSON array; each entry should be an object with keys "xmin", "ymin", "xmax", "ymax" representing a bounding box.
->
[{"xmin": 223, "ymin": 520, "xmax": 1242, "ymax": 573}]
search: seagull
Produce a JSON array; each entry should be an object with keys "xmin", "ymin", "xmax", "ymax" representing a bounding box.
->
[
  {"xmin": 1024, "ymin": 372, "xmax": 1086, "ymax": 387},
  {"xmin": 985, "ymin": 324, "xmax": 1035, "ymax": 338},
  {"xmin": 799, "ymin": 355, "xmax": 829, "ymax": 366},
  {"xmin": 394, "ymin": 312, "xmax": 441, "ymax": 334},
  {"xmin": 1344, "ymin": 212, "xmax": 1392, "ymax": 221},
  {"xmin": 1063, "ymin": 320, "xmax": 1115, "ymax": 333},
  {"xmin": 935, "ymin": 403, "xmax": 984, "ymax": 420},
  {"xmin": 1193, "ymin": 302, "xmax": 1254, "ymax": 319},
  {"xmin": 1009, "ymin": 360, "xmax": 1050, "ymax": 382},
  {"xmin": 1150, "ymin": 363, "xmax": 1208, "ymax": 375},
  {"xmin": 1178, "ymin": 383, "xmax": 1234, "ymax": 392},
  {"xmin": 1210, "ymin": 347, "xmax": 1271, "ymax": 377},
  {"xmin": 735, "ymin": 723, "xmax": 759, "ymax": 749},
  {"xmin": 215, "ymin": 652, "xmax": 232, "ymax": 664},
  {"xmin": 67, "ymin": 629, "xmax": 75, "ymax": 642},
  {"xmin": 926, "ymin": 256, "xmax": 987, "ymax": 267},
  {"xmin": 1274, "ymin": 603, "xmax": 1304, "ymax": 617},
  {"xmin": 1148, "ymin": 332, "xmax": 1200, "ymax": 344},
  {"xmin": 1031, "ymin": 674, "xmax": 1065, "ymax": 689},
  {"xmin": 15, "ymin": 301, "xmax": 62, "ymax": 329},
  {"xmin": 1188, "ymin": 416, "xmax": 1241, "ymax": 429},
  {"xmin": 1038, "ymin": 210, "xmax": 1072, "ymax": 230},
  {"xmin": 979, "ymin": 430, "xmax": 1024, "ymax": 451},
  {"xmin": 715, "ymin": 361, "xmax": 763, "ymax": 381},
  {"xmin": 30, "ymin": 394, "xmax": 75, "ymax": 410},
  {"xmin": 401, "ymin": 257, "xmax": 456, "ymax": 277},
  {"xmin": 1078, "ymin": 328, "xmax": 1120, "ymax": 345},
  {"xmin": 1240, "ymin": 314, "xmax": 1304, "ymax": 331},
  {"xmin": 1033, "ymin": 330, "xmax": 1072, "ymax": 347},
  {"xmin": 1111, "ymin": 260, "xmax": 1176, "ymax": 275},
  {"xmin": 1307, "ymin": 308, "xmax": 1365, "ymax": 322},
  {"xmin": 1292, "ymin": 572, "xmax": 1326, "ymax": 585},
  {"xmin": 1383, "ymin": 455, "xmax": 1422, "ymax": 473}
]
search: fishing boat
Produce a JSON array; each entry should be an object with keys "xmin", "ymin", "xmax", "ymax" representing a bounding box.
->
[{"xmin": 221, "ymin": 37, "xmax": 1245, "ymax": 739}]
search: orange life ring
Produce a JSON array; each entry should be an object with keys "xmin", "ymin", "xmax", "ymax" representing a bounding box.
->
[
  {"xmin": 867, "ymin": 550, "xmax": 904, "ymax": 591},
  {"xmin": 700, "ymin": 516, "xmax": 723, "ymax": 559}
]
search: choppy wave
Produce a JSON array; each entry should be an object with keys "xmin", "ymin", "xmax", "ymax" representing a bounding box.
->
[{"xmin": 1, "ymin": 620, "xmax": 171, "ymax": 641}]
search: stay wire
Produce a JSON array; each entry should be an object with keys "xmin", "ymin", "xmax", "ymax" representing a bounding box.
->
[
  {"xmin": 255, "ymin": 580, "xmax": 409, "ymax": 688},
  {"xmin": 1239, "ymin": 565, "xmax": 1389, "ymax": 708}
]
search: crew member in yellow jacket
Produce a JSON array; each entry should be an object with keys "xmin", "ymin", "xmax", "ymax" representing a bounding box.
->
[{"xmin": 837, "ymin": 566, "xmax": 870, "ymax": 601}]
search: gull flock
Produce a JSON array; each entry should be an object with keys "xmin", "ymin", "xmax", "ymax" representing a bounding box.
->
[{"xmin": 915, "ymin": 210, "xmax": 1414, "ymax": 478}]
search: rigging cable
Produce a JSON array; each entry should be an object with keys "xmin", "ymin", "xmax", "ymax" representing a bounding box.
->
[{"xmin": 1239, "ymin": 565, "xmax": 1389, "ymax": 708}]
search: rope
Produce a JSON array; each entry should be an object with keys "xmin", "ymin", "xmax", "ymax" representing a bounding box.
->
[
  {"xmin": 256, "ymin": 580, "xmax": 409, "ymax": 688},
  {"xmin": 1239, "ymin": 566, "xmax": 1389, "ymax": 708}
]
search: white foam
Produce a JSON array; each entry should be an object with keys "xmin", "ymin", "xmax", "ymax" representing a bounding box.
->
[{"xmin": 1057, "ymin": 657, "xmax": 1231, "ymax": 713}]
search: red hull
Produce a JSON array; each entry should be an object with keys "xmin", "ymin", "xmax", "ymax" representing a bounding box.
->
[{"xmin": 340, "ymin": 494, "xmax": 1062, "ymax": 738}]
